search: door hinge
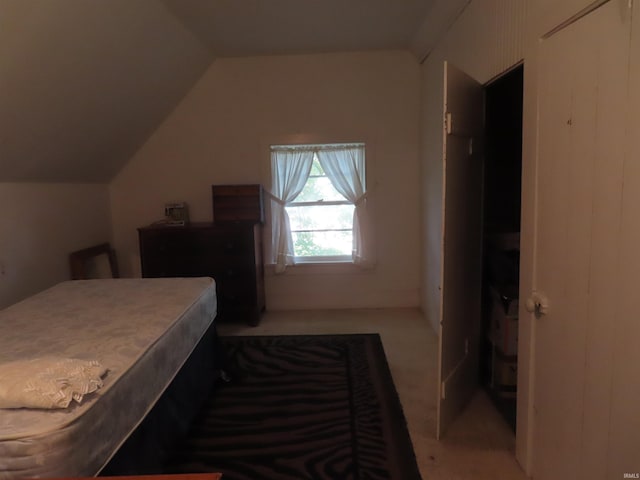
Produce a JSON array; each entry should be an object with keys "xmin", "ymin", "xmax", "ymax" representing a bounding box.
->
[
  {"xmin": 469, "ymin": 138, "xmax": 473, "ymax": 155},
  {"xmin": 445, "ymin": 112, "xmax": 453, "ymax": 135}
]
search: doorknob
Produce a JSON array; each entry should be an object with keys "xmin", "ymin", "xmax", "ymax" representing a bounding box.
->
[{"xmin": 525, "ymin": 291, "xmax": 549, "ymax": 316}]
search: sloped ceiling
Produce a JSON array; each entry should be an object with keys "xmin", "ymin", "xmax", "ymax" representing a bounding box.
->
[
  {"xmin": 0, "ymin": 0, "xmax": 469, "ymax": 183},
  {"xmin": 0, "ymin": 0, "xmax": 214, "ymax": 182},
  {"xmin": 162, "ymin": 0, "xmax": 432, "ymax": 57}
]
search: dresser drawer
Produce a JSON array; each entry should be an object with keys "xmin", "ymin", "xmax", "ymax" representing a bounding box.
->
[
  {"xmin": 206, "ymin": 231, "xmax": 255, "ymax": 266},
  {"xmin": 138, "ymin": 221, "xmax": 265, "ymax": 325},
  {"xmin": 217, "ymin": 282, "xmax": 256, "ymax": 306},
  {"xmin": 212, "ymin": 184, "xmax": 264, "ymax": 224},
  {"xmin": 215, "ymin": 264, "xmax": 255, "ymax": 293},
  {"xmin": 139, "ymin": 229, "xmax": 211, "ymax": 277}
]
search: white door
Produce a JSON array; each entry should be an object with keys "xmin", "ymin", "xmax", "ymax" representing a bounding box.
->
[
  {"xmin": 532, "ymin": 1, "xmax": 632, "ymax": 478},
  {"xmin": 437, "ymin": 62, "xmax": 484, "ymax": 439},
  {"xmin": 609, "ymin": 1, "xmax": 640, "ymax": 474}
]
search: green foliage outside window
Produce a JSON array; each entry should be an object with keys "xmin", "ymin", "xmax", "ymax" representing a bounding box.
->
[
  {"xmin": 293, "ymin": 232, "xmax": 346, "ymax": 256},
  {"xmin": 287, "ymin": 157, "xmax": 353, "ymax": 257}
]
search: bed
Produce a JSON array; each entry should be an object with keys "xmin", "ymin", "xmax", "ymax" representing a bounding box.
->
[{"xmin": 0, "ymin": 277, "xmax": 218, "ymax": 479}]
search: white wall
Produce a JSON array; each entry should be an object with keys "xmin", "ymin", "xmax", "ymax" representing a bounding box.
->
[
  {"xmin": 0, "ymin": 183, "xmax": 111, "ymax": 308},
  {"xmin": 110, "ymin": 50, "xmax": 422, "ymax": 310}
]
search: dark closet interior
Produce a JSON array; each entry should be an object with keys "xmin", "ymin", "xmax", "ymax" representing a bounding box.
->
[{"xmin": 480, "ymin": 64, "xmax": 523, "ymax": 432}]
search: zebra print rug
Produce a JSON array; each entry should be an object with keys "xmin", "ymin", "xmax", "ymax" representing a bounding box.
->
[{"xmin": 166, "ymin": 333, "xmax": 422, "ymax": 480}]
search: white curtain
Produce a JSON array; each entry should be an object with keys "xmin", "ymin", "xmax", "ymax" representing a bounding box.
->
[
  {"xmin": 316, "ymin": 144, "xmax": 372, "ymax": 266},
  {"xmin": 270, "ymin": 147, "xmax": 314, "ymax": 273}
]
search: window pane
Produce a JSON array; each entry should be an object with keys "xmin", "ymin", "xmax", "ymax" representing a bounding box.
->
[
  {"xmin": 291, "ymin": 231, "xmax": 352, "ymax": 256},
  {"xmin": 309, "ymin": 158, "xmax": 324, "ymax": 176},
  {"xmin": 294, "ymin": 176, "xmax": 347, "ymax": 202},
  {"xmin": 286, "ymin": 204, "xmax": 354, "ymax": 231}
]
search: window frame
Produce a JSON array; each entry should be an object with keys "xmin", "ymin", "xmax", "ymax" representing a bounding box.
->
[{"xmin": 267, "ymin": 140, "xmax": 369, "ymax": 271}]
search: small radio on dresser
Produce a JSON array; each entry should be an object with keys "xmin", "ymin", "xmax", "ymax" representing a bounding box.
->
[{"xmin": 164, "ymin": 202, "xmax": 190, "ymax": 226}]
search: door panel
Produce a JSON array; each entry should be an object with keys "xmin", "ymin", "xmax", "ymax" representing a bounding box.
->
[
  {"xmin": 533, "ymin": 2, "xmax": 631, "ymax": 478},
  {"xmin": 608, "ymin": 2, "xmax": 640, "ymax": 475},
  {"xmin": 437, "ymin": 62, "xmax": 484, "ymax": 439}
]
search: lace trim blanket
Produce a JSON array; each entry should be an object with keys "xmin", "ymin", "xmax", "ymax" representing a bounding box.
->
[{"xmin": 0, "ymin": 358, "xmax": 107, "ymax": 409}]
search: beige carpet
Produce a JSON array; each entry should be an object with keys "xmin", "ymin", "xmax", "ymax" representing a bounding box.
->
[{"xmin": 217, "ymin": 308, "xmax": 528, "ymax": 480}]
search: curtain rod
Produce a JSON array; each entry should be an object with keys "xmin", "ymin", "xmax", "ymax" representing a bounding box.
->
[{"xmin": 270, "ymin": 142, "xmax": 365, "ymax": 152}]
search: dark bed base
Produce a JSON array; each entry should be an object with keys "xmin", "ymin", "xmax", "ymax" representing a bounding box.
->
[{"xmin": 100, "ymin": 320, "xmax": 223, "ymax": 475}]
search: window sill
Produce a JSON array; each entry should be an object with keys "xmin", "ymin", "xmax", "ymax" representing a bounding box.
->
[{"xmin": 265, "ymin": 261, "xmax": 372, "ymax": 276}]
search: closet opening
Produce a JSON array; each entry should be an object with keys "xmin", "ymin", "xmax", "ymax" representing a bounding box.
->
[{"xmin": 480, "ymin": 64, "xmax": 523, "ymax": 432}]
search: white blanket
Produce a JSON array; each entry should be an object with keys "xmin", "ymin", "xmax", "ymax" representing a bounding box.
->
[{"xmin": 0, "ymin": 358, "xmax": 107, "ymax": 409}]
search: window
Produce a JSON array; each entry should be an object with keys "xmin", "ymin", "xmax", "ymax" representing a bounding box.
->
[
  {"xmin": 286, "ymin": 155, "xmax": 355, "ymax": 262},
  {"xmin": 269, "ymin": 143, "xmax": 370, "ymax": 273}
]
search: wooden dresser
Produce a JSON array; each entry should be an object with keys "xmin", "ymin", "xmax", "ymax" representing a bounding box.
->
[{"xmin": 138, "ymin": 222, "xmax": 265, "ymax": 326}]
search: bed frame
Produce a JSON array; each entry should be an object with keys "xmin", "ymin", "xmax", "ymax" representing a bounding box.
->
[
  {"xmin": 101, "ymin": 321, "xmax": 223, "ymax": 474},
  {"xmin": 0, "ymin": 278, "xmax": 219, "ymax": 479}
]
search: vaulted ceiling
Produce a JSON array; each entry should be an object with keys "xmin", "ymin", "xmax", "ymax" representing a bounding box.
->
[{"xmin": 0, "ymin": 0, "xmax": 469, "ymax": 183}]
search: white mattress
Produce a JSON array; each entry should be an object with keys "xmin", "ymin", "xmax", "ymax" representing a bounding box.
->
[{"xmin": 0, "ymin": 277, "xmax": 216, "ymax": 479}]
